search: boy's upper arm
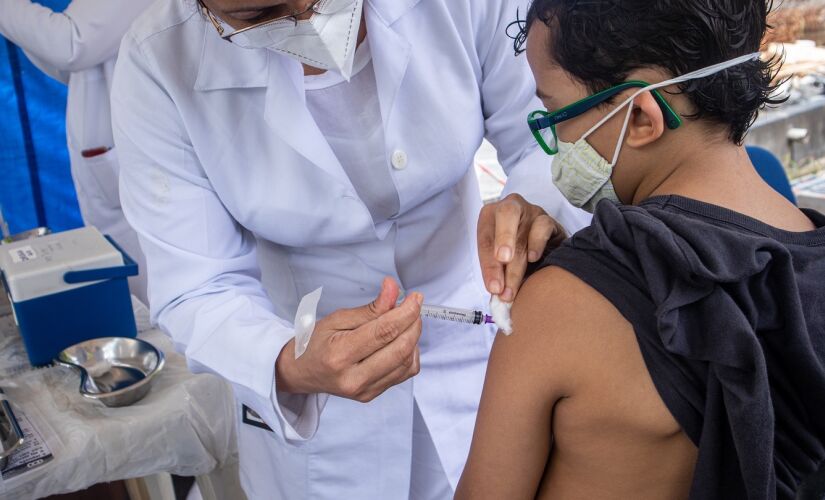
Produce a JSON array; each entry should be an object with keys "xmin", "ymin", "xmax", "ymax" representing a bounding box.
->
[{"xmin": 457, "ymin": 265, "xmax": 618, "ymax": 499}]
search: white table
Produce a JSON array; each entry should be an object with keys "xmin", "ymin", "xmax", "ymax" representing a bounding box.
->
[{"xmin": 0, "ymin": 302, "xmax": 244, "ymax": 500}]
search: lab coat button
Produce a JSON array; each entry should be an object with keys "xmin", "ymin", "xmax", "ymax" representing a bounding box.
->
[{"xmin": 391, "ymin": 150, "xmax": 408, "ymax": 170}]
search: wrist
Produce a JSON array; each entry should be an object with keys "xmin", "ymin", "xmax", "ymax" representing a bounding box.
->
[{"xmin": 275, "ymin": 339, "xmax": 307, "ymax": 394}]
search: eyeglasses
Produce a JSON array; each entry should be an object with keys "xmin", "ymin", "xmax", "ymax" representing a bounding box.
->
[
  {"xmin": 527, "ymin": 81, "xmax": 683, "ymax": 155},
  {"xmin": 202, "ymin": 0, "xmax": 324, "ymax": 42}
]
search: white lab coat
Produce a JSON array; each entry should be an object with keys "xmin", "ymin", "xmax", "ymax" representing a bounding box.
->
[
  {"xmin": 0, "ymin": 0, "xmax": 153, "ymax": 303},
  {"xmin": 112, "ymin": 0, "xmax": 591, "ymax": 498}
]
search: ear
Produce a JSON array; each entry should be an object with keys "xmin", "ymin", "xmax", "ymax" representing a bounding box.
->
[{"xmin": 625, "ymin": 91, "xmax": 665, "ymax": 148}]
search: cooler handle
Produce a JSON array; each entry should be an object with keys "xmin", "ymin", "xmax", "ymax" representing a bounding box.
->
[{"xmin": 63, "ymin": 235, "xmax": 139, "ymax": 284}]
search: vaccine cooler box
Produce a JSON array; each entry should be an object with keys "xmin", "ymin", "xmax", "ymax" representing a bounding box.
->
[{"xmin": 0, "ymin": 226, "xmax": 138, "ymax": 366}]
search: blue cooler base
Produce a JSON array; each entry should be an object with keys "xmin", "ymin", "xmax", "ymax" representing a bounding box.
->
[{"xmin": 11, "ymin": 277, "xmax": 137, "ymax": 366}]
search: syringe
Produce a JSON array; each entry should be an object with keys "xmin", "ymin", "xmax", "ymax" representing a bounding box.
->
[{"xmin": 420, "ymin": 304, "xmax": 494, "ymax": 326}]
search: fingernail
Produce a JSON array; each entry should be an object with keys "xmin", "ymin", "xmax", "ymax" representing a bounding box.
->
[
  {"xmin": 497, "ymin": 246, "xmax": 513, "ymax": 263},
  {"xmin": 501, "ymin": 288, "xmax": 514, "ymax": 301},
  {"xmin": 489, "ymin": 280, "xmax": 503, "ymax": 294},
  {"xmin": 413, "ymin": 292, "xmax": 424, "ymax": 306},
  {"xmin": 528, "ymin": 251, "xmax": 539, "ymax": 262}
]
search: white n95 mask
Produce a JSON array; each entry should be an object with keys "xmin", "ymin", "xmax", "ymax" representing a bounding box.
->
[
  {"xmin": 230, "ymin": 0, "xmax": 363, "ymax": 80},
  {"xmin": 553, "ymin": 130, "xmax": 624, "ymax": 214},
  {"xmin": 552, "ymin": 52, "xmax": 762, "ymax": 213}
]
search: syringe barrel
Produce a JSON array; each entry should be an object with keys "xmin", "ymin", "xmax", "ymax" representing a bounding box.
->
[{"xmin": 420, "ymin": 304, "xmax": 484, "ymax": 325}]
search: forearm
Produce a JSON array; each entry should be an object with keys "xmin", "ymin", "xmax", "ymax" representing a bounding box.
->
[
  {"xmin": 156, "ymin": 274, "xmax": 293, "ymax": 400},
  {"xmin": 0, "ymin": 0, "xmax": 84, "ymax": 71},
  {"xmin": 0, "ymin": 0, "xmax": 152, "ymax": 72},
  {"xmin": 133, "ymin": 220, "xmax": 326, "ymax": 442},
  {"xmin": 22, "ymin": 49, "xmax": 70, "ymax": 84}
]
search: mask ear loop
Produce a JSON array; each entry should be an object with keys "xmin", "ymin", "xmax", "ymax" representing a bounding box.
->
[
  {"xmin": 575, "ymin": 96, "xmax": 635, "ymax": 169},
  {"xmin": 610, "ymin": 99, "xmax": 636, "ymax": 167}
]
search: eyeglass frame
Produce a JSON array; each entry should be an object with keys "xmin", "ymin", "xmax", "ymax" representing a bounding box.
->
[
  {"xmin": 201, "ymin": 0, "xmax": 324, "ymax": 41},
  {"xmin": 527, "ymin": 80, "xmax": 683, "ymax": 156}
]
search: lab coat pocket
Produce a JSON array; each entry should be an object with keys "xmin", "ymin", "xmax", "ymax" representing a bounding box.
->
[
  {"xmin": 78, "ymin": 147, "xmax": 122, "ymax": 209},
  {"xmin": 236, "ymin": 402, "xmax": 310, "ymax": 499}
]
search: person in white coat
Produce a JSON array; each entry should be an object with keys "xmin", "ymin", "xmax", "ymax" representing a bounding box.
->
[
  {"xmin": 111, "ymin": 0, "xmax": 591, "ymax": 498},
  {"xmin": 0, "ymin": 0, "xmax": 153, "ymax": 303}
]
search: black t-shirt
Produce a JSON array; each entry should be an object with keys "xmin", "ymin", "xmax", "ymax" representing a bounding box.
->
[{"xmin": 531, "ymin": 195, "xmax": 825, "ymax": 500}]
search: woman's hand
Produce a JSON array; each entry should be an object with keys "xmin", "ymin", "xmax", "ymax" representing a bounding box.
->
[
  {"xmin": 478, "ymin": 193, "xmax": 566, "ymax": 302},
  {"xmin": 276, "ymin": 278, "xmax": 422, "ymax": 403}
]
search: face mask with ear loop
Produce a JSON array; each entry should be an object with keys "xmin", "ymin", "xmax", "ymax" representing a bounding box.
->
[
  {"xmin": 206, "ymin": 0, "xmax": 364, "ymax": 80},
  {"xmin": 550, "ymin": 52, "xmax": 762, "ymax": 213}
]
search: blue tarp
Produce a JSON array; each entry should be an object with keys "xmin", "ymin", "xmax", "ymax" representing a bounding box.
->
[{"xmin": 0, "ymin": 0, "xmax": 82, "ymax": 235}]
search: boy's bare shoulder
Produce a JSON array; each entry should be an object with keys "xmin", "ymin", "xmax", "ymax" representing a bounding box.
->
[
  {"xmin": 511, "ymin": 265, "xmax": 632, "ymax": 377},
  {"xmin": 514, "ymin": 264, "xmax": 617, "ymax": 322}
]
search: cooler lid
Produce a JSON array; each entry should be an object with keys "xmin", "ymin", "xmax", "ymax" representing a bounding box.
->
[{"xmin": 0, "ymin": 226, "xmax": 124, "ymax": 302}]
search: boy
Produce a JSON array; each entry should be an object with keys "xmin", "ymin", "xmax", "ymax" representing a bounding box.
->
[{"xmin": 457, "ymin": 1, "xmax": 825, "ymax": 499}]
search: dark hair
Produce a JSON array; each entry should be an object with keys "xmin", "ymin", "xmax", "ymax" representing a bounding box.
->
[{"xmin": 511, "ymin": 0, "xmax": 785, "ymax": 144}]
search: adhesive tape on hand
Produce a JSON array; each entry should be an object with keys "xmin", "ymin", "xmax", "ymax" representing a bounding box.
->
[{"xmin": 294, "ymin": 287, "xmax": 323, "ymax": 359}]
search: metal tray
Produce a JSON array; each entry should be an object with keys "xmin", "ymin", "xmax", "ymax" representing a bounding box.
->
[{"xmin": 0, "ymin": 392, "xmax": 24, "ymax": 470}]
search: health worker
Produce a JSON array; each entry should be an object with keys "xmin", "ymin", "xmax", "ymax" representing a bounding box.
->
[
  {"xmin": 110, "ymin": 0, "xmax": 590, "ymax": 498},
  {"xmin": 0, "ymin": 0, "xmax": 153, "ymax": 303}
]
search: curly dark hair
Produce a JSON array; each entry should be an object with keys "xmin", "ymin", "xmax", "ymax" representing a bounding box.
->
[{"xmin": 510, "ymin": 0, "xmax": 785, "ymax": 144}]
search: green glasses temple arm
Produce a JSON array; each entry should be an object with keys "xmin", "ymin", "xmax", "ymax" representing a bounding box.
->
[{"xmin": 529, "ymin": 80, "xmax": 683, "ymax": 132}]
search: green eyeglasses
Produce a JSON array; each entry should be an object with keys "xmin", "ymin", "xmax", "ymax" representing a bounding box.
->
[{"xmin": 528, "ymin": 81, "xmax": 683, "ymax": 155}]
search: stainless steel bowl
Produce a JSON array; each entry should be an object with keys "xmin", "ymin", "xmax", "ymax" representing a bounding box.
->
[
  {"xmin": 3, "ymin": 226, "xmax": 50, "ymax": 243},
  {"xmin": 57, "ymin": 337, "xmax": 165, "ymax": 407}
]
